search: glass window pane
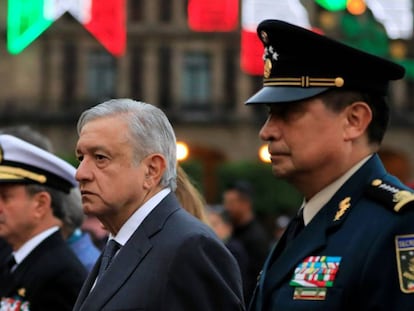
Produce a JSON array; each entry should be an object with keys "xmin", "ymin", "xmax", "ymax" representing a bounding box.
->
[
  {"xmin": 86, "ymin": 51, "xmax": 116, "ymax": 102},
  {"xmin": 182, "ymin": 52, "xmax": 211, "ymax": 108}
]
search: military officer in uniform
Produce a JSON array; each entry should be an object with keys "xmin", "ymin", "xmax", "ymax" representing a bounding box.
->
[
  {"xmin": 245, "ymin": 19, "xmax": 414, "ymax": 311},
  {"xmin": 0, "ymin": 135, "xmax": 87, "ymax": 310}
]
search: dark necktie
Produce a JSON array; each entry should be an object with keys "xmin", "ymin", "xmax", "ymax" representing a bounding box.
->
[
  {"xmin": 7, "ymin": 254, "xmax": 16, "ymax": 272},
  {"xmin": 1, "ymin": 254, "xmax": 16, "ymax": 275},
  {"xmin": 97, "ymin": 239, "xmax": 120, "ymax": 281},
  {"xmin": 0, "ymin": 254, "xmax": 16, "ymax": 292},
  {"xmin": 260, "ymin": 210, "xmax": 305, "ymax": 310},
  {"xmin": 266, "ymin": 209, "xmax": 305, "ymax": 267},
  {"xmin": 285, "ymin": 209, "xmax": 305, "ymax": 244}
]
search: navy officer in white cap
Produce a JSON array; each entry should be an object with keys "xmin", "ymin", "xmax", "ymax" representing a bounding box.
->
[
  {"xmin": 246, "ymin": 20, "xmax": 414, "ymax": 311},
  {"xmin": 0, "ymin": 134, "xmax": 87, "ymax": 311}
]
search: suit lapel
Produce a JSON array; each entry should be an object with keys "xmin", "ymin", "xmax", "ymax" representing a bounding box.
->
[
  {"xmin": 80, "ymin": 231, "xmax": 152, "ymax": 310},
  {"xmin": 2, "ymin": 232, "xmax": 63, "ymax": 295},
  {"xmin": 73, "ymin": 257, "xmax": 102, "ymax": 309},
  {"xmin": 0, "ymin": 268, "xmax": 17, "ymax": 296},
  {"xmin": 76, "ymin": 193, "xmax": 181, "ymax": 311}
]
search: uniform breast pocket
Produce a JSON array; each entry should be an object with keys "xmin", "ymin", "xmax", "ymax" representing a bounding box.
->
[{"xmin": 270, "ymin": 286, "xmax": 344, "ymax": 311}]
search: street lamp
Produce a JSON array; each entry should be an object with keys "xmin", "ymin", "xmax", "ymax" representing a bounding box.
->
[
  {"xmin": 259, "ymin": 144, "xmax": 271, "ymax": 163},
  {"xmin": 177, "ymin": 141, "xmax": 189, "ymax": 162}
]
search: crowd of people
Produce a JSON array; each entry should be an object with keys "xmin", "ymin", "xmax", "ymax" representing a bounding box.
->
[{"xmin": 1, "ymin": 18, "xmax": 414, "ymax": 311}]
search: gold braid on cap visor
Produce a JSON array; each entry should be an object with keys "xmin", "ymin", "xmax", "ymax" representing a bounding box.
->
[
  {"xmin": 0, "ymin": 166, "xmax": 47, "ymax": 183},
  {"xmin": 264, "ymin": 76, "xmax": 344, "ymax": 88}
]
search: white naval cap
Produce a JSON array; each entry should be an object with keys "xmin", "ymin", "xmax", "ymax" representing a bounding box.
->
[{"xmin": 0, "ymin": 134, "xmax": 77, "ymax": 193}]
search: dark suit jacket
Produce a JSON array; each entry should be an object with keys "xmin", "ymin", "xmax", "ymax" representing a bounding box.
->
[
  {"xmin": 0, "ymin": 238, "xmax": 12, "ymax": 262},
  {"xmin": 249, "ymin": 154, "xmax": 414, "ymax": 311},
  {"xmin": 74, "ymin": 192, "xmax": 245, "ymax": 311},
  {"xmin": 0, "ymin": 230, "xmax": 87, "ymax": 311}
]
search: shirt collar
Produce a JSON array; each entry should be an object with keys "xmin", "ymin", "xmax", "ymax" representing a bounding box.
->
[
  {"xmin": 111, "ymin": 188, "xmax": 171, "ymax": 246},
  {"xmin": 13, "ymin": 226, "xmax": 60, "ymax": 264},
  {"xmin": 303, "ymin": 155, "xmax": 372, "ymax": 225}
]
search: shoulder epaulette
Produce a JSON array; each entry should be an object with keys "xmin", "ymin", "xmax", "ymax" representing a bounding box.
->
[{"xmin": 365, "ymin": 179, "xmax": 414, "ymax": 213}]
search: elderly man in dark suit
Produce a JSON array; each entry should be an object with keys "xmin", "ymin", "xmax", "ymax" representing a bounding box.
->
[
  {"xmin": 0, "ymin": 134, "xmax": 87, "ymax": 310},
  {"xmin": 73, "ymin": 98, "xmax": 245, "ymax": 311}
]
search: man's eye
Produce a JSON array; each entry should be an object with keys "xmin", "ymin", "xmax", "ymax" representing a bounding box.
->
[
  {"xmin": 77, "ymin": 155, "xmax": 84, "ymax": 162},
  {"xmin": 0, "ymin": 193, "xmax": 11, "ymax": 201},
  {"xmin": 95, "ymin": 154, "xmax": 107, "ymax": 161}
]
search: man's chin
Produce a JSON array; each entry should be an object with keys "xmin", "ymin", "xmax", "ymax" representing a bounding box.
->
[
  {"xmin": 271, "ymin": 166, "xmax": 291, "ymax": 178},
  {"xmin": 82, "ymin": 204, "xmax": 97, "ymax": 215}
]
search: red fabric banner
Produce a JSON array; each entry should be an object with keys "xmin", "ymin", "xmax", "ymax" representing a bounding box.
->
[{"xmin": 188, "ymin": 0, "xmax": 238, "ymax": 32}]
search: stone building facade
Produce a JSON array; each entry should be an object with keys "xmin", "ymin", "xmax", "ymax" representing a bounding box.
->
[{"xmin": 0, "ymin": 0, "xmax": 414, "ymax": 201}]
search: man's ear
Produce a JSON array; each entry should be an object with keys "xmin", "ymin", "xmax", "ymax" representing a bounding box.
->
[
  {"xmin": 32, "ymin": 191, "xmax": 52, "ymax": 219},
  {"xmin": 142, "ymin": 154, "xmax": 167, "ymax": 189},
  {"xmin": 343, "ymin": 101, "xmax": 372, "ymax": 141}
]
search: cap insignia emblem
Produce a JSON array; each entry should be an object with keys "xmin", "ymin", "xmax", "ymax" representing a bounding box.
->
[
  {"xmin": 260, "ymin": 30, "xmax": 269, "ymax": 43},
  {"xmin": 263, "ymin": 45, "xmax": 279, "ymax": 78},
  {"xmin": 264, "ymin": 45, "xmax": 278, "ymax": 61},
  {"xmin": 264, "ymin": 58, "xmax": 272, "ymax": 78}
]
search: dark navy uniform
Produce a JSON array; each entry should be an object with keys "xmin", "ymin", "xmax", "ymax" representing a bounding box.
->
[
  {"xmin": 250, "ymin": 154, "xmax": 414, "ymax": 310},
  {"xmin": 0, "ymin": 135, "xmax": 87, "ymax": 310},
  {"xmin": 244, "ymin": 19, "xmax": 414, "ymax": 311},
  {"xmin": 0, "ymin": 231, "xmax": 87, "ymax": 311}
]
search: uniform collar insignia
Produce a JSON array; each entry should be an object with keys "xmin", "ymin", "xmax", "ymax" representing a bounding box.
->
[
  {"xmin": 334, "ymin": 197, "xmax": 351, "ymax": 221},
  {"xmin": 17, "ymin": 288, "xmax": 26, "ymax": 297}
]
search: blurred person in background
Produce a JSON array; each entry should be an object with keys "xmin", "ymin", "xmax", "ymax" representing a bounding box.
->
[
  {"xmin": 378, "ymin": 147, "xmax": 413, "ymax": 185},
  {"xmin": 207, "ymin": 204, "xmax": 249, "ymax": 294},
  {"xmin": 270, "ymin": 214, "xmax": 291, "ymax": 249},
  {"xmin": 0, "ymin": 125, "xmax": 54, "ymax": 152},
  {"xmin": 223, "ymin": 180, "xmax": 271, "ymax": 303},
  {"xmin": 62, "ymin": 187, "xmax": 101, "ymax": 271},
  {"xmin": 175, "ymin": 165, "xmax": 209, "ymax": 224},
  {"xmin": 81, "ymin": 215, "xmax": 108, "ymax": 250}
]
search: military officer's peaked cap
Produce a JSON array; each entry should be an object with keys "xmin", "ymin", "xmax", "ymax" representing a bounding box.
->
[
  {"xmin": 0, "ymin": 134, "xmax": 77, "ymax": 193},
  {"xmin": 245, "ymin": 19, "xmax": 405, "ymax": 105}
]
